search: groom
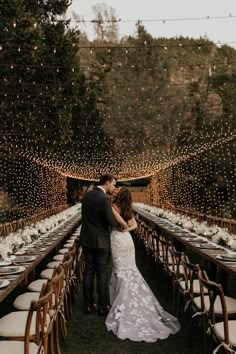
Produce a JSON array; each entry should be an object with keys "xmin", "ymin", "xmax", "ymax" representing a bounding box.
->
[{"xmin": 80, "ymin": 174, "xmax": 117, "ymax": 315}]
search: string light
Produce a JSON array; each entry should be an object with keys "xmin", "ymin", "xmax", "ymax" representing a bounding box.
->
[{"xmin": 1, "ymin": 11, "xmax": 236, "ymax": 224}]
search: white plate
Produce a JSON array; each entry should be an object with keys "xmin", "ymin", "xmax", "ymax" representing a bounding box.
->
[
  {"xmin": 24, "ymin": 246, "xmax": 36, "ymax": 250},
  {"xmin": 183, "ymin": 237, "xmax": 207, "ymax": 243},
  {"xmin": 15, "ymin": 250, "xmax": 26, "ymax": 255},
  {"xmin": 13, "ymin": 256, "xmax": 36, "ymax": 263},
  {"xmin": 0, "ymin": 279, "xmax": 10, "ymax": 288},
  {"xmin": 0, "ymin": 266, "xmax": 25, "ymax": 275},
  {"xmin": 0, "ymin": 261, "xmax": 12, "ymax": 266},
  {"xmin": 196, "ymin": 244, "xmax": 220, "ymax": 249},
  {"xmin": 216, "ymin": 254, "xmax": 236, "ymax": 262}
]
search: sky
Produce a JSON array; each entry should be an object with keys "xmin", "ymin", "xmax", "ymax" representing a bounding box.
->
[{"xmin": 68, "ymin": 0, "xmax": 236, "ymax": 47}]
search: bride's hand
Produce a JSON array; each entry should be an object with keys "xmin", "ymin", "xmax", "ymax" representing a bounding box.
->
[{"xmin": 119, "ymin": 225, "xmax": 128, "ymax": 232}]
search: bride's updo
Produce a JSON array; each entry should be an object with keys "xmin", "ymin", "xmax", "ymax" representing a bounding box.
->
[{"xmin": 114, "ymin": 187, "xmax": 133, "ymax": 221}]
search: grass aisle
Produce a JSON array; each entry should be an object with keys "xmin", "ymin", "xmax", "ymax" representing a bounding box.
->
[{"xmin": 61, "ymin": 241, "xmax": 202, "ymax": 354}]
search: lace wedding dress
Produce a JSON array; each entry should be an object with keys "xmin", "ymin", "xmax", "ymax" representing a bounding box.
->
[{"xmin": 105, "ymin": 229, "xmax": 180, "ymax": 343}]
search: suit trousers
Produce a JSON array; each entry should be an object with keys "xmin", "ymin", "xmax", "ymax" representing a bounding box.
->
[{"xmin": 82, "ymin": 246, "xmax": 111, "ymax": 308}]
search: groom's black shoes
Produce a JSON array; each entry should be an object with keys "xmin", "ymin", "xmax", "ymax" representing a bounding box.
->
[
  {"xmin": 84, "ymin": 304, "xmax": 96, "ymax": 314},
  {"xmin": 98, "ymin": 305, "xmax": 109, "ymax": 316}
]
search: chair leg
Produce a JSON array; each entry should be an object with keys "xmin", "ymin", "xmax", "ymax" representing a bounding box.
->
[
  {"xmin": 59, "ymin": 311, "xmax": 67, "ymax": 339},
  {"xmin": 55, "ymin": 316, "xmax": 61, "ymax": 354},
  {"xmin": 171, "ymin": 278, "xmax": 177, "ymax": 313},
  {"xmin": 50, "ymin": 328, "xmax": 55, "ymax": 354}
]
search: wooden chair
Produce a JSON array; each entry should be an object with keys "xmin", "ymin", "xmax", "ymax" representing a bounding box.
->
[
  {"xmin": 0, "ymin": 281, "xmax": 53, "ymax": 354},
  {"xmin": 158, "ymin": 237, "xmax": 176, "ymax": 308},
  {"xmin": 198, "ymin": 269, "xmax": 236, "ymax": 354},
  {"xmin": 145, "ymin": 230, "xmax": 160, "ymax": 274},
  {"xmin": 168, "ymin": 248, "xmax": 185, "ymax": 315},
  {"xmin": 75, "ymin": 242, "xmax": 85, "ymax": 286},
  {"xmin": 61, "ymin": 253, "xmax": 74, "ymax": 321},
  {"xmin": 180, "ymin": 256, "xmax": 207, "ymax": 340}
]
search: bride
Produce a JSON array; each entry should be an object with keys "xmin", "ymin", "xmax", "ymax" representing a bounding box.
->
[{"xmin": 105, "ymin": 187, "xmax": 180, "ymax": 343}]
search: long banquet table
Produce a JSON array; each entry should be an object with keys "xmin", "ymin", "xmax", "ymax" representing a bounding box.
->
[
  {"xmin": 134, "ymin": 206, "xmax": 236, "ymax": 276},
  {"xmin": 0, "ymin": 213, "xmax": 81, "ymax": 305}
]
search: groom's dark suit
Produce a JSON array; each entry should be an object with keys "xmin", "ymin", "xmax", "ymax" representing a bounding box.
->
[{"xmin": 80, "ymin": 187, "xmax": 116, "ymax": 311}]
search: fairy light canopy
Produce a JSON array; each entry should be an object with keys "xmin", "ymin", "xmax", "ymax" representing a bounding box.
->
[{"xmin": 1, "ymin": 6, "xmax": 236, "ymax": 182}]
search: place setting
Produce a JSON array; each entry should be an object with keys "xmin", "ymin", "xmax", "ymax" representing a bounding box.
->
[
  {"xmin": 13, "ymin": 255, "xmax": 37, "ymax": 263},
  {"xmin": 0, "ymin": 279, "xmax": 10, "ymax": 289},
  {"xmin": 0, "ymin": 266, "xmax": 26, "ymax": 276},
  {"xmin": 195, "ymin": 243, "xmax": 222, "ymax": 250},
  {"xmin": 216, "ymin": 253, "xmax": 236, "ymax": 262},
  {"xmin": 176, "ymin": 231, "xmax": 192, "ymax": 237},
  {"xmin": 23, "ymin": 244, "xmax": 47, "ymax": 253},
  {"xmin": 0, "ymin": 260, "xmax": 12, "ymax": 267},
  {"xmin": 182, "ymin": 236, "xmax": 208, "ymax": 243}
]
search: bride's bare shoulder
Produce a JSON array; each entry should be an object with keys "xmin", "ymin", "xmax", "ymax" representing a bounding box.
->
[{"xmin": 112, "ymin": 203, "xmax": 121, "ymax": 213}]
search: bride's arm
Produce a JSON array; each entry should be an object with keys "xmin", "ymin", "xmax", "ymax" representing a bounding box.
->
[
  {"xmin": 112, "ymin": 207, "xmax": 128, "ymax": 229},
  {"xmin": 126, "ymin": 216, "xmax": 137, "ymax": 232}
]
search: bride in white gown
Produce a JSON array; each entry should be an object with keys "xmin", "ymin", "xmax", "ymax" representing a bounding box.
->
[{"xmin": 105, "ymin": 187, "xmax": 180, "ymax": 343}]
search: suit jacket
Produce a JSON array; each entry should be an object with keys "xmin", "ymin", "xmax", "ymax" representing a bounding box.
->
[{"xmin": 80, "ymin": 188, "xmax": 116, "ymax": 249}]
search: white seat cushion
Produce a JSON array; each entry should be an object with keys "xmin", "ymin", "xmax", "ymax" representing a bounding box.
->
[
  {"xmin": 58, "ymin": 248, "xmax": 68, "ymax": 254},
  {"xmin": 179, "ymin": 279, "xmax": 208, "ymax": 294},
  {"xmin": 40, "ymin": 269, "xmax": 54, "ymax": 279},
  {"xmin": 168, "ymin": 264, "xmax": 185, "ymax": 275},
  {"xmin": 214, "ymin": 320, "xmax": 236, "ymax": 347},
  {"xmin": 46, "ymin": 261, "xmax": 61, "ymax": 269},
  {"xmin": 0, "ymin": 340, "xmax": 39, "ymax": 354},
  {"xmin": 158, "ymin": 255, "xmax": 174, "ymax": 264},
  {"xmin": 14, "ymin": 292, "xmax": 56, "ymax": 310},
  {"xmin": 28, "ymin": 279, "xmax": 47, "ymax": 292},
  {"xmin": 0, "ymin": 311, "xmax": 49, "ymax": 337},
  {"xmin": 64, "ymin": 243, "xmax": 73, "ymax": 248},
  {"xmin": 14, "ymin": 292, "xmax": 40, "ymax": 310},
  {"xmin": 194, "ymin": 295, "xmax": 236, "ymax": 315},
  {"xmin": 53, "ymin": 254, "xmax": 64, "ymax": 261}
]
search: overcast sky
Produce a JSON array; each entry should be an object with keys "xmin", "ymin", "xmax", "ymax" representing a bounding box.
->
[{"xmin": 68, "ymin": 0, "xmax": 236, "ymax": 47}]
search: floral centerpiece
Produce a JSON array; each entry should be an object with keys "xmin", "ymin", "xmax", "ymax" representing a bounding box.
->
[
  {"xmin": 135, "ymin": 203, "xmax": 236, "ymax": 251},
  {"xmin": 0, "ymin": 204, "xmax": 81, "ymax": 260}
]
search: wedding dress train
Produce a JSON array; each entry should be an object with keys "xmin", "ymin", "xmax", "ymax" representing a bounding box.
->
[{"xmin": 105, "ymin": 229, "xmax": 180, "ymax": 343}]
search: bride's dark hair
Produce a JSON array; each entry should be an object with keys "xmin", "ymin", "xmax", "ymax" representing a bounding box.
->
[{"xmin": 114, "ymin": 187, "xmax": 133, "ymax": 221}]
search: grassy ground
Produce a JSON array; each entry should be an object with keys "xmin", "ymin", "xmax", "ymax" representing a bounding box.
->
[{"xmin": 61, "ymin": 240, "xmax": 203, "ymax": 354}]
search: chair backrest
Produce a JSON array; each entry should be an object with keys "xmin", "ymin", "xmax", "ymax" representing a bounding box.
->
[
  {"xmin": 51, "ymin": 265, "xmax": 64, "ymax": 308},
  {"xmin": 75, "ymin": 242, "xmax": 84, "ymax": 282},
  {"xmin": 198, "ymin": 269, "xmax": 230, "ymax": 345},
  {"xmin": 68, "ymin": 245, "xmax": 77, "ymax": 275},
  {"xmin": 159, "ymin": 236, "xmax": 172, "ymax": 266},
  {"xmin": 25, "ymin": 280, "xmax": 53, "ymax": 354},
  {"xmin": 181, "ymin": 254, "xmax": 200, "ymax": 296},
  {"xmin": 151, "ymin": 231, "xmax": 160, "ymax": 260},
  {"xmin": 169, "ymin": 248, "xmax": 184, "ymax": 278},
  {"xmin": 62, "ymin": 253, "xmax": 73, "ymax": 288}
]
